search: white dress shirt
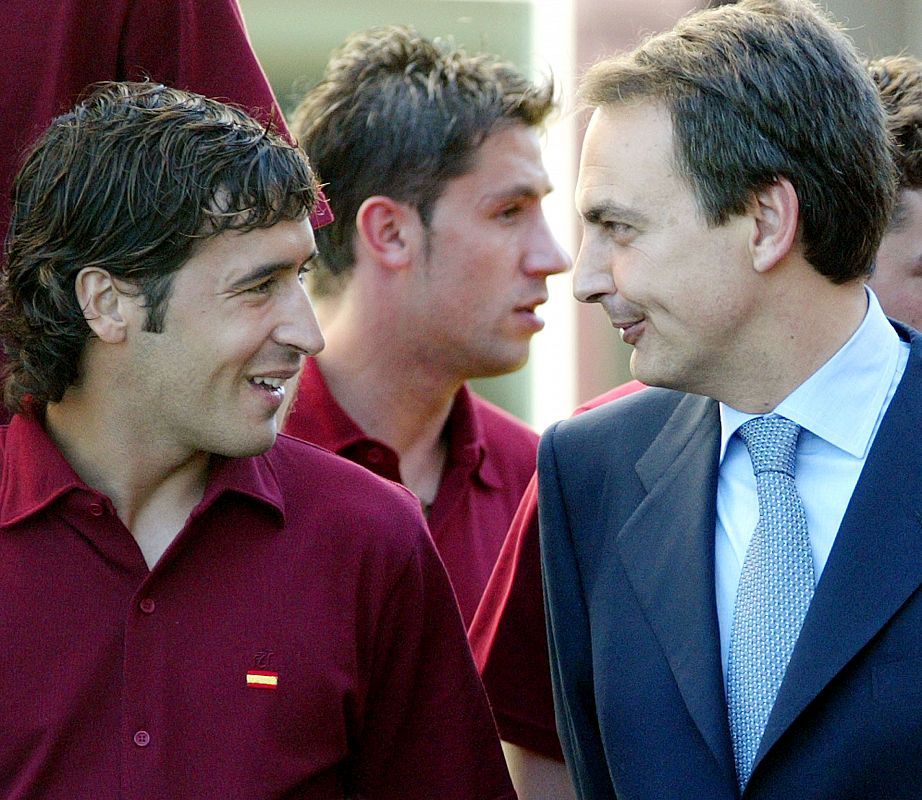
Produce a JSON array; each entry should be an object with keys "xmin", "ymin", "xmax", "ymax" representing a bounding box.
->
[{"xmin": 715, "ymin": 289, "xmax": 909, "ymax": 682}]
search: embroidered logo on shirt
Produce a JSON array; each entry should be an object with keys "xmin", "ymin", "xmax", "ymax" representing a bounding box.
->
[
  {"xmin": 247, "ymin": 650, "xmax": 278, "ymax": 689},
  {"xmin": 246, "ymin": 670, "xmax": 278, "ymax": 689}
]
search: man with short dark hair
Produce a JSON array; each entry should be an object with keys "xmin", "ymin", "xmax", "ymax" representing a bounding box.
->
[
  {"xmin": 283, "ymin": 26, "xmax": 570, "ymax": 628},
  {"xmin": 0, "ymin": 81, "xmax": 515, "ymax": 800},
  {"xmin": 0, "ymin": 0, "xmax": 333, "ymax": 425},
  {"xmin": 540, "ymin": 1, "xmax": 922, "ymax": 797},
  {"xmin": 869, "ymin": 54, "xmax": 922, "ymax": 330}
]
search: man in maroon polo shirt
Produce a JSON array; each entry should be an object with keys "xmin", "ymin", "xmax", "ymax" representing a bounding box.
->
[
  {"xmin": 0, "ymin": 81, "xmax": 514, "ymax": 800},
  {"xmin": 282, "ymin": 26, "xmax": 571, "ymax": 628}
]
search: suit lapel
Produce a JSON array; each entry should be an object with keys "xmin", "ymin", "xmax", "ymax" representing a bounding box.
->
[
  {"xmin": 616, "ymin": 393, "xmax": 736, "ymax": 781},
  {"xmin": 757, "ymin": 329, "xmax": 922, "ymax": 767}
]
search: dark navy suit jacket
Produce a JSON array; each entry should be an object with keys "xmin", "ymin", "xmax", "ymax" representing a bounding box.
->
[{"xmin": 538, "ymin": 323, "xmax": 922, "ymax": 799}]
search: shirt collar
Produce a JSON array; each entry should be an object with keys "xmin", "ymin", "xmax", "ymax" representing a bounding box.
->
[
  {"xmin": 0, "ymin": 415, "xmax": 285, "ymax": 528},
  {"xmin": 444, "ymin": 384, "xmax": 496, "ymax": 488},
  {"xmin": 0, "ymin": 415, "xmax": 86, "ymax": 526},
  {"xmin": 719, "ymin": 287, "xmax": 900, "ymax": 461},
  {"xmin": 288, "ymin": 359, "xmax": 493, "ymax": 486}
]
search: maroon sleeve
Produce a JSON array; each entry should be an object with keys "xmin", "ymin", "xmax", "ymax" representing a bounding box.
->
[
  {"xmin": 118, "ymin": 0, "xmax": 331, "ymax": 227},
  {"xmin": 469, "ymin": 475, "xmax": 563, "ymax": 760},
  {"xmin": 469, "ymin": 381, "xmax": 648, "ymax": 761},
  {"xmin": 353, "ymin": 518, "xmax": 517, "ymax": 800},
  {"xmin": 120, "ymin": 0, "xmax": 281, "ymax": 128}
]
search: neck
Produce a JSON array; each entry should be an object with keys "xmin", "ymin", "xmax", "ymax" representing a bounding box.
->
[
  {"xmin": 714, "ymin": 275, "xmax": 869, "ymax": 413},
  {"xmin": 45, "ymin": 391, "xmax": 209, "ymax": 568},
  {"xmin": 314, "ymin": 291, "xmax": 462, "ymax": 505}
]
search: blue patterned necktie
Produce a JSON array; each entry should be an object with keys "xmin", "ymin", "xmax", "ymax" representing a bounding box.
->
[{"xmin": 727, "ymin": 416, "xmax": 815, "ymax": 790}]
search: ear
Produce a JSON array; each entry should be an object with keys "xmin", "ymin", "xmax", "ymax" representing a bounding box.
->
[
  {"xmin": 355, "ymin": 195, "xmax": 424, "ymax": 271},
  {"xmin": 74, "ymin": 268, "xmax": 131, "ymax": 344},
  {"xmin": 748, "ymin": 176, "xmax": 799, "ymax": 274}
]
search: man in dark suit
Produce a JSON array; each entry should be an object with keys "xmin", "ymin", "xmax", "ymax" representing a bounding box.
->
[{"xmin": 538, "ymin": 1, "xmax": 921, "ymax": 798}]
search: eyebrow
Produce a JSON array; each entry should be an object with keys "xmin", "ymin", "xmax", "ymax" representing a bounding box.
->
[
  {"xmin": 580, "ymin": 201, "xmax": 646, "ymax": 227},
  {"xmin": 485, "ymin": 182, "xmax": 554, "ymax": 204},
  {"xmin": 227, "ymin": 250, "xmax": 319, "ymax": 291}
]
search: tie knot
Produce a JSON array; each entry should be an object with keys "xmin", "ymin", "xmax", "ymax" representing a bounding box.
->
[{"xmin": 737, "ymin": 416, "xmax": 801, "ymax": 477}]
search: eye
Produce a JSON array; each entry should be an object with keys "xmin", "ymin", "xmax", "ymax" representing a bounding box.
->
[
  {"xmin": 601, "ymin": 220, "xmax": 632, "ymax": 234},
  {"xmin": 297, "ymin": 265, "xmax": 312, "ymax": 284},
  {"xmin": 249, "ymin": 277, "xmax": 276, "ymax": 295},
  {"xmin": 598, "ymin": 219, "xmax": 638, "ymax": 243}
]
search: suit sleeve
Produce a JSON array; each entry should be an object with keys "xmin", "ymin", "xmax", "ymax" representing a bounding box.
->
[{"xmin": 538, "ymin": 423, "xmax": 616, "ymax": 800}]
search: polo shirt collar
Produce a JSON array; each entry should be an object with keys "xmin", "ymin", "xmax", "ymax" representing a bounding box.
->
[
  {"xmin": 203, "ymin": 452, "xmax": 286, "ymax": 523},
  {"xmin": 444, "ymin": 384, "xmax": 498, "ymax": 490},
  {"xmin": 0, "ymin": 414, "xmax": 85, "ymax": 526},
  {"xmin": 1, "ymin": 415, "xmax": 286, "ymax": 527},
  {"xmin": 291, "ymin": 357, "xmax": 371, "ymax": 453},
  {"xmin": 293, "ymin": 358, "xmax": 496, "ymax": 489}
]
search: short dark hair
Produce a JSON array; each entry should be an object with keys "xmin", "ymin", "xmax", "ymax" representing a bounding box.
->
[
  {"xmin": 290, "ymin": 25, "xmax": 554, "ymax": 295},
  {"xmin": 1, "ymin": 81, "xmax": 318, "ymax": 415},
  {"xmin": 868, "ymin": 55, "xmax": 922, "ymax": 192},
  {"xmin": 579, "ymin": 0, "xmax": 896, "ymax": 284}
]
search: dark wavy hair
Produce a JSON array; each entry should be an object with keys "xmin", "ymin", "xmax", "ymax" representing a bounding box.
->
[
  {"xmin": 579, "ymin": 0, "xmax": 896, "ymax": 284},
  {"xmin": 290, "ymin": 25, "xmax": 555, "ymax": 296},
  {"xmin": 1, "ymin": 81, "xmax": 318, "ymax": 415}
]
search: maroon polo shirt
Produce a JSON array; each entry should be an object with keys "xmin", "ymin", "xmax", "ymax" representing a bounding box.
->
[
  {"xmin": 468, "ymin": 380, "xmax": 646, "ymax": 760},
  {"xmin": 284, "ymin": 357, "xmax": 539, "ymax": 627},
  {"xmin": 0, "ymin": 416, "xmax": 516, "ymax": 800}
]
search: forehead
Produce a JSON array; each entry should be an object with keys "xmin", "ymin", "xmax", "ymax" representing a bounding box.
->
[
  {"xmin": 178, "ymin": 217, "xmax": 316, "ymax": 287},
  {"xmin": 576, "ymin": 102, "xmax": 683, "ymax": 211},
  {"xmin": 445, "ymin": 123, "xmax": 552, "ymax": 201}
]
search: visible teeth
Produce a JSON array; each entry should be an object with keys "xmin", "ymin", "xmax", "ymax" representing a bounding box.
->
[{"xmin": 253, "ymin": 377, "xmax": 285, "ymax": 389}]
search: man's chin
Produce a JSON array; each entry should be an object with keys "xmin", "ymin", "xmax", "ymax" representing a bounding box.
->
[{"xmin": 211, "ymin": 427, "xmax": 278, "ymax": 459}]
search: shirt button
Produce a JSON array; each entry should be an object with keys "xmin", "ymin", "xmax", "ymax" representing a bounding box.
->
[
  {"xmin": 139, "ymin": 598, "xmax": 156, "ymax": 614},
  {"xmin": 367, "ymin": 447, "xmax": 384, "ymax": 464},
  {"xmin": 89, "ymin": 503, "xmax": 104, "ymax": 517},
  {"xmin": 133, "ymin": 730, "xmax": 151, "ymax": 747}
]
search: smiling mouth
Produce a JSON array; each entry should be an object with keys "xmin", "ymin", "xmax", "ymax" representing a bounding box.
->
[
  {"xmin": 615, "ymin": 320, "xmax": 644, "ymax": 346},
  {"xmin": 250, "ymin": 376, "xmax": 287, "ymax": 397}
]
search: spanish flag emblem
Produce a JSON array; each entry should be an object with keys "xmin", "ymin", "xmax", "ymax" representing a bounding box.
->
[{"xmin": 246, "ymin": 670, "xmax": 279, "ymax": 690}]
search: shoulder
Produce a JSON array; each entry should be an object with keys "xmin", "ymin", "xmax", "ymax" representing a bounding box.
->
[
  {"xmin": 549, "ymin": 386, "xmax": 689, "ymax": 444},
  {"xmin": 573, "ymin": 379, "xmax": 647, "ymax": 415},
  {"xmin": 268, "ymin": 432, "xmax": 418, "ymax": 510},
  {"xmin": 264, "ymin": 434, "xmax": 429, "ymax": 555},
  {"xmin": 468, "ymin": 393, "xmax": 539, "ymax": 485},
  {"xmin": 541, "ymin": 387, "xmax": 712, "ymax": 480},
  {"xmin": 468, "ymin": 393, "xmax": 539, "ymax": 447}
]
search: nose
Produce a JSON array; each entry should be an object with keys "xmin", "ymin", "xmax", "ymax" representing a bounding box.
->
[
  {"xmin": 522, "ymin": 215, "xmax": 572, "ymax": 277},
  {"xmin": 276, "ymin": 281, "xmax": 325, "ymax": 357},
  {"xmin": 572, "ymin": 235, "xmax": 615, "ymax": 304}
]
